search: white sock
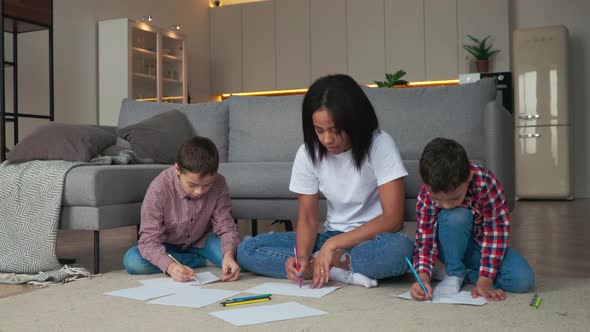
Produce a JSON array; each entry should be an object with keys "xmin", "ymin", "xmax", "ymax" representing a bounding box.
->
[
  {"xmin": 329, "ymin": 267, "xmax": 378, "ymax": 288},
  {"xmin": 433, "ymin": 275, "xmax": 464, "ymax": 296},
  {"xmin": 310, "ymin": 251, "xmax": 377, "ymax": 288}
]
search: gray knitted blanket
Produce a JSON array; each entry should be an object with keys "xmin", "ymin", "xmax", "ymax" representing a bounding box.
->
[{"xmin": 0, "ymin": 151, "xmax": 139, "ymax": 284}]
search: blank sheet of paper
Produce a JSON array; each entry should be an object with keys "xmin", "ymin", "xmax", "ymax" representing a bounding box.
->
[
  {"xmin": 147, "ymin": 288, "xmax": 240, "ymax": 308},
  {"xmin": 139, "ymin": 272, "xmax": 220, "ymax": 287},
  {"xmin": 210, "ymin": 302, "xmax": 327, "ymax": 326},
  {"xmin": 243, "ymin": 283, "xmax": 339, "ymax": 298},
  {"xmin": 104, "ymin": 285, "xmax": 177, "ymax": 301},
  {"xmin": 397, "ymin": 290, "xmax": 487, "ymax": 305}
]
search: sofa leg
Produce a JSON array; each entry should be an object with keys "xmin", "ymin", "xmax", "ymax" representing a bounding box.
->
[
  {"xmin": 284, "ymin": 220, "xmax": 294, "ymax": 232},
  {"xmin": 251, "ymin": 219, "xmax": 258, "ymax": 237},
  {"xmin": 272, "ymin": 219, "xmax": 294, "ymax": 232},
  {"xmin": 93, "ymin": 231, "xmax": 100, "ymax": 274}
]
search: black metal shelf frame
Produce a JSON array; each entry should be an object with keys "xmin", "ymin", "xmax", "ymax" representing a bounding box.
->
[{"xmin": 0, "ymin": 1, "xmax": 54, "ymax": 161}]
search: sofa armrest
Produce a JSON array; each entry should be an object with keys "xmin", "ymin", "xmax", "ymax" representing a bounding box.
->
[
  {"xmin": 484, "ymin": 100, "xmax": 515, "ymax": 211},
  {"xmin": 91, "ymin": 125, "xmax": 117, "ymax": 135},
  {"xmin": 63, "ymin": 164, "xmax": 169, "ymax": 206}
]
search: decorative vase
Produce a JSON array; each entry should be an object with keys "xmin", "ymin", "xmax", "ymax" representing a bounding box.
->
[{"xmin": 476, "ymin": 59, "xmax": 489, "ymax": 73}]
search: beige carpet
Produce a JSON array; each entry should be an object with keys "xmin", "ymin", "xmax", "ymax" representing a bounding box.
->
[{"xmin": 0, "ymin": 268, "xmax": 588, "ymax": 331}]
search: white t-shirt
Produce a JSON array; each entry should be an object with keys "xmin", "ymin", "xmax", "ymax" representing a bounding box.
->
[{"xmin": 289, "ymin": 130, "xmax": 407, "ymax": 232}]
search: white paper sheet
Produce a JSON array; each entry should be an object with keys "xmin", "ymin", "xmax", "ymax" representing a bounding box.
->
[
  {"xmin": 147, "ymin": 287, "xmax": 240, "ymax": 308},
  {"xmin": 210, "ymin": 302, "xmax": 327, "ymax": 326},
  {"xmin": 397, "ymin": 290, "xmax": 488, "ymax": 306},
  {"xmin": 243, "ymin": 282, "xmax": 339, "ymax": 298},
  {"xmin": 104, "ymin": 285, "xmax": 177, "ymax": 301},
  {"xmin": 139, "ymin": 272, "xmax": 220, "ymax": 287}
]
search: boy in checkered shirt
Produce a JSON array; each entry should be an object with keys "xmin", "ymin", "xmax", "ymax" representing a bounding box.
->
[{"xmin": 409, "ymin": 138, "xmax": 534, "ymax": 302}]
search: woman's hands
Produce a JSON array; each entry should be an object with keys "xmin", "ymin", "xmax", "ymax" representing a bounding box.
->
[
  {"xmin": 285, "ymin": 256, "xmax": 311, "ymax": 281},
  {"xmin": 311, "ymin": 243, "xmax": 337, "ymax": 288},
  {"xmin": 285, "ymin": 241, "xmax": 339, "ymax": 289}
]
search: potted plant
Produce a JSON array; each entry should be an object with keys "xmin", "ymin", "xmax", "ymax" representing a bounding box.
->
[
  {"xmin": 374, "ymin": 69, "xmax": 409, "ymax": 88},
  {"xmin": 462, "ymin": 35, "xmax": 500, "ymax": 73}
]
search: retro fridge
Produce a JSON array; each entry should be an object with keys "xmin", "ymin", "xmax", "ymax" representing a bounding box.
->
[{"xmin": 513, "ymin": 25, "xmax": 573, "ymax": 199}]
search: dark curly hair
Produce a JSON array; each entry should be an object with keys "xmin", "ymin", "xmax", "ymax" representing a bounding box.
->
[{"xmin": 419, "ymin": 137, "xmax": 470, "ymax": 193}]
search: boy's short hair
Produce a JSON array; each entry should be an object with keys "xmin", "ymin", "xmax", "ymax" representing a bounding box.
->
[
  {"xmin": 176, "ymin": 136, "xmax": 219, "ymax": 175},
  {"xmin": 419, "ymin": 137, "xmax": 470, "ymax": 193}
]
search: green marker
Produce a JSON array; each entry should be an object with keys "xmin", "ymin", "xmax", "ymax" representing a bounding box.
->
[{"xmin": 533, "ymin": 295, "xmax": 542, "ymax": 309}]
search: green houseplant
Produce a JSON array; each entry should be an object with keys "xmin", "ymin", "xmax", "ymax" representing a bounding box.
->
[
  {"xmin": 462, "ymin": 35, "xmax": 500, "ymax": 73},
  {"xmin": 374, "ymin": 69, "xmax": 408, "ymax": 88}
]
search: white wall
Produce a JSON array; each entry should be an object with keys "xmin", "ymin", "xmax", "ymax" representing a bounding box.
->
[
  {"xmin": 2, "ymin": 0, "xmax": 211, "ymax": 149},
  {"xmin": 511, "ymin": 0, "xmax": 590, "ymax": 197}
]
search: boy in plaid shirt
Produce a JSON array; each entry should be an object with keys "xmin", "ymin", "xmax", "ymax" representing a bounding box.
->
[{"xmin": 410, "ymin": 138, "xmax": 534, "ymax": 301}]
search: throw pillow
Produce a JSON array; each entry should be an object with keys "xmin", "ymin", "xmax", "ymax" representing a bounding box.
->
[
  {"xmin": 117, "ymin": 109, "xmax": 194, "ymax": 164},
  {"xmin": 7, "ymin": 123, "xmax": 117, "ymax": 162}
]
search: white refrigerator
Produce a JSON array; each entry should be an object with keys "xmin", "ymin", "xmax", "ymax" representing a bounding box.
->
[{"xmin": 513, "ymin": 25, "xmax": 573, "ymax": 199}]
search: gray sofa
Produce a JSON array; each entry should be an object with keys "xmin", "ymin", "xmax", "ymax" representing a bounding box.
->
[{"xmin": 59, "ymin": 78, "xmax": 514, "ymax": 273}]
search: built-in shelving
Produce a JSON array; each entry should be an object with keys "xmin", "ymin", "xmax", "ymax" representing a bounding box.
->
[{"xmin": 99, "ymin": 18, "xmax": 187, "ymax": 125}]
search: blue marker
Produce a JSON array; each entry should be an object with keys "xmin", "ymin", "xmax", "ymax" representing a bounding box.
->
[{"xmin": 405, "ymin": 257, "xmax": 432, "ymax": 301}]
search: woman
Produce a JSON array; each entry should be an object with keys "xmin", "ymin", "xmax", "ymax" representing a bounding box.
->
[{"xmin": 237, "ymin": 74, "xmax": 414, "ymax": 288}]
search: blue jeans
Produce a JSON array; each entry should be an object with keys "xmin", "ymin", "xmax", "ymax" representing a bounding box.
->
[
  {"xmin": 237, "ymin": 230, "xmax": 414, "ymax": 280},
  {"xmin": 437, "ymin": 208, "xmax": 535, "ymax": 293},
  {"xmin": 123, "ymin": 233, "xmax": 224, "ymax": 274}
]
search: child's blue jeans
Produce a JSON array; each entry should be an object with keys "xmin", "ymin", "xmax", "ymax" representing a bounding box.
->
[
  {"xmin": 437, "ymin": 207, "xmax": 535, "ymax": 293},
  {"xmin": 123, "ymin": 233, "xmax": 223, "ymax": 274},
  {"xmin": 237, "ymin": 230, "xmax": 414, "ymax": 280}
]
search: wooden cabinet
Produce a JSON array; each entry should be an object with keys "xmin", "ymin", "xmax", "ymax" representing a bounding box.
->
[
  {"xmin": 458, "ymin": 0, "xmax": 510, "ymax": 73},
  {"xmin": 98, "ymin": 18, "xmax": 187, "ymax": 125},
  {"xmin": 385, "ymin": 0, "xmax": 426, "ymax": 81},
  {"xmin": 425, "ymin": 0, "xmax": 458, "ymax": 81},
  {"xmin": 346, "ymin": 0, "xmax": 385, "ymax": 85},
  {"xmin": 210, "ymin": 6, "xmax": 242, "ymax": 94},
  {"xmin": 276, "ymin": 0, "xmax": 311, "ymax": 89},
  {"xmin": 4, "ymin": 0, "xmax": 51, "ymax": 27},
  {"xmin": 310, "ymin": 0, "xmax": 347, "ymax": 82},
  {"xmin": 209, "ymin": 0, "xmax": 510, "ymax": 93},
  {"xmin": 242, "ymin": 1, "xmax": 275, "ymax": 91}
]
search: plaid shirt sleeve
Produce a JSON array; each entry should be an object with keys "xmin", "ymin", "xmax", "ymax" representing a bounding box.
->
[
  {"xmin": 414, "ymin": 185, "xmax": 439, "ymax": 277},
  {"xmin": 478, "ymin": 171, "xmax": 510, "ymax": 279}
]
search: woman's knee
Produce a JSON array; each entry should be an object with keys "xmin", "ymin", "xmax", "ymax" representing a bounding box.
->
[
  {"xmin": 236, "ymin": 236, "xmax": 257, "ymax": 260},
  {"xmin": 236, "ymin": 235, "xmax": 267, "ymax": 270},
  {"xmin": 350, "ymin": 232, "xmax": 415, "ymax": 278}
]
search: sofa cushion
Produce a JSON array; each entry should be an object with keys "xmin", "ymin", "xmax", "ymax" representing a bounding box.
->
[
  {"xmin": 219, "ymin": 162, "xmax": 297, "ymax": 199},
  {"xmin": 228, "ymin": 95, "xmax": 303, "ymax": 162},
  {"xmin": 363, "ymin": 78, "xmax": 497, "ymax": 161},
  {"xmin": 62, "ymin": 164, "xmax": 168, "ymax": 206},
  {"xmin": 117, "ymin": 109, "xmax": 194, "ymax": 164},
  {"xmin": 8, "ymin": 123, "xmax": 116, "ymax": 162},
  {"xmin": 118, "ymin": 99, "xmax": 229, "ymax": 162}
]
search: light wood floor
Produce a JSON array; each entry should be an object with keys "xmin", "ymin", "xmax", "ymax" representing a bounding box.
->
[{"xmin": 2, "ymin": 199, "xmax": 589, "ymax": 298}]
